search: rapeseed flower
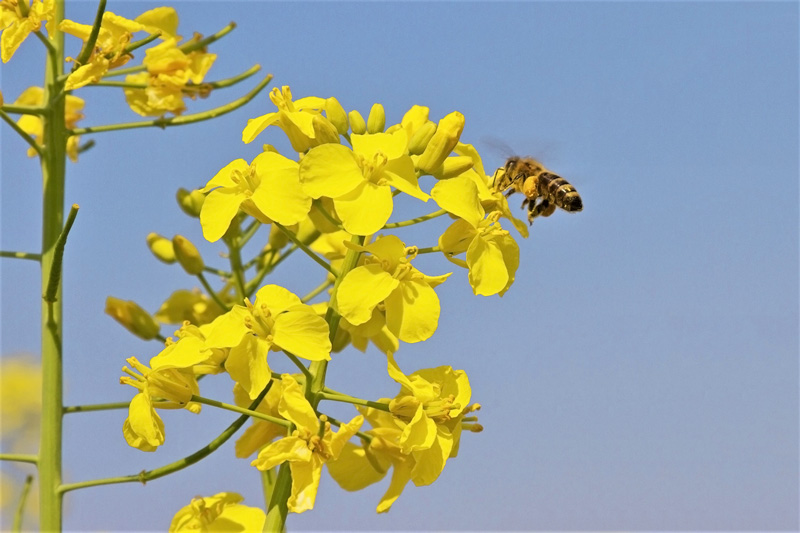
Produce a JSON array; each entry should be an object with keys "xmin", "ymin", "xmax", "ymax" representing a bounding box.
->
[
  {"xmin": 432, "ymin": 174, "xmax": 520, "ymax": 296},
  {"xmin": 336, "ymin": 235, "xmax": 449, "ymax": 343},
  {"xmin": 242, "ymin": 86, "xmax": 338, "ymax": 152},
  {"xmin": 202, "ymin": 285, "xmax": 330, "ymax": 399},
  {"xmin": 0, "ymin": 0, "xmax": 54, "ymax": 62},
  {"xmin": 124, "ymin": 36, "xmax": 216, "ymax": 116},
  {"xmin": 299, "ymin": 130, "xmax": 429, "ymax": 235},
  {"xmin": 169, "ymin": 492, "xmax": 265, "ymax": 532},
  {"xmin": 251, "ymin": 375, "xmax": 363, "ymax": 513}
]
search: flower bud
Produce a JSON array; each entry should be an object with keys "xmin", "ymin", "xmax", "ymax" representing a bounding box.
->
[
  {"xmin": 367, "ymin": 103, "xmax": 385, "ymax": 133},
  {"xmin": 348, "ymin": 110, "xmax": 366, "ymax": 134},
  {"xmin": 172, "ymin": 235, "xmax": 204, "ymax": 275},
  {"xmin": 407, "ymin": 121, "xmax": 437, "ymax": 155},
  {"xmin": 268, "ymin": 223, "xmax": 292, "ymax": 250},
  {"xmin": 432, "ymin": 156, "xmax": 474, "ymax": 179},
  {"xmin": 105, "ymin": 297, "xmax": 160, "ymax": 340},
  {"xmin": 310, "ymin": 114, "xmax": 341, "ymax": 146},
  {"xmin": 176, "ymin": 188, "xmax": 205, "ymax": 217},
  {"xmin": 146, "ymin": 232, "xmax": 176, "ymax": 264},
  {"xmin": 401, "ymin": 105, "xmax": 430, "ymax": 138},
  {"xmin": 417, "ymin": 111, "xmax": 465, "ymax": 174},
  {"xmin": 325, "ymin": 97, "xmax": 349, "ymax": 135}
]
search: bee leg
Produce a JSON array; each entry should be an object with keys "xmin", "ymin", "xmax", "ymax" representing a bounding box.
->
[{"xmin": 527, "ymin": 198, "xmax": 551, "ymax": 224}]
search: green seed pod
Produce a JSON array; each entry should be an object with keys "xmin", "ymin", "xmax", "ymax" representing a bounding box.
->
[
  {"xmin": 172, "ymin": 235, "xmax": 204, "ymax": 275},
  {"xmin": 146, "ymin": 232, "xmax": 176, "ymax": 264},
  {"xmin": 176, "ymin": 188, "xmax": 205, "ymax": 218},
  {"xmin": 325, "ymin": 97, "xmax": 349, "ymax": 135},
  {"xmin": 105, "ymin": 296, "xmax": 160, "ymax": 340},
  {"xmin": 367, "ymin": 103, "xmax": 386, "ymax": 134},
  {"xmin": 407, "ymin": 121, "xmax": 437, "ymax": 155},
  {"xmin": 348, "ymin": 110, "xmax": 366, "ymax": 135}
]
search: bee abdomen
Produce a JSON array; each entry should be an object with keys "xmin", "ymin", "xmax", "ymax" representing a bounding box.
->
[{"xmin": 540, "ymin": 172, "xmax": 582, "ymax": 212}]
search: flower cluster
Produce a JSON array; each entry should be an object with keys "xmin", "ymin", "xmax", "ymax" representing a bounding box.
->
[{"xmin": 108, "ymin": 86, "xmax": 535, "ymax": 520}]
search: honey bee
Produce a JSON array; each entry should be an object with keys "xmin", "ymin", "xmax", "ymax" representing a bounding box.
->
[{"xmin": 492, "ymin": 156, "xmax": 583, "ymax": 224}]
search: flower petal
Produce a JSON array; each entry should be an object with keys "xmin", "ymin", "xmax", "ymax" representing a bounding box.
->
[
  {"xmin": 384, "ymin": 280, "xmax": 441, "ymax": 343},
  {"xmin": 410, "ymin": 426, "xmax": 453, "ymax": 486},
  {"xmin": 288, "ymin": 456, "xmax": 324, "ymax": 513},
  {"xmin": 251, "ymin": 436, "xmax": 312, "ymax": 471},
  {"xmin": 376, "ymin": 460, "xmax": 414, "ymax": 513},
  {"xmin": 336, "ymin": 264, "xmax": 399, "ymax": 325},
  {"xmin": 254, "ymin": 284, "xmax": 302, "ymax": 314},
  {"xmin": 431, "ymin": 174, "xmax": 484, "ymax": 227},
  {"xmin": 466, "ymin": 234, "xmax": 509, "ymax": 296},
  {"xmin": 200, "ymin": 188, "xmax": 247, "ymax": 243},
  {"xmin": 242, "ymin": 112, "xmax": 279, "ymax": 144},
  {"xmin": 250, "ymin": 152, "xmax": 310, "ymax": 225},
  {"xmin": 299, "ymin": 144, "xmax": 362, "ymax": 199},
  {"xmin": 273, "ymin": 308, "xmax": 331, "ymax": 361},
  {"xmin": 224, "ymin": 336, "xmax": 271, "ymax": 399},
  {"xmin": 334, "ymin": 181, "xmax": 393, "ymax": 235},
  {"xmin": 277, "ymin": 375, "xmax": 319, "ymax": 432},
  {"xmin": 327, "ymin": 442, "xmax": 388, "ymax": 491}
]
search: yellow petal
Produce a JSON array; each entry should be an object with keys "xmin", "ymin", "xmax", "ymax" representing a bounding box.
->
[
  {"xmin": 399, "ymin": 404, "xmax": 437, "ymax": 454},
  {"xmin": 334, "ymin": 181, "xmax": 393, "ymax": 235},
  {"xmin": 298, "ymin": 143, "xmax": 363, "ymax": 199},
  {"xmin": 252, "ymin": 436, "xmax": 311, "ymax": 471},
  {"xmin": 410, "ymin": 427, "xmax": 453, "ymax": 486},
  {"xmin": 327, "ymin": 442, "xmax": 388, "ymax": 491},
  {"xmin": 135, "ymin": 7, "xmax": 178, "ymax": 38},
  {"xmin": 351, "ymin": 130, "xmax": 407, "ymax": 160},
  {"xmin": 254, "ymin": 284, "xmax": 302, "ymax": 314},
  {"xmin": 336, "ymin": 264, "xmax": 399, "ymax": 325},
  {"xmin": 328, "ymin": 415, "xmax": 364, "ymax": 458},
  {"xmin": 288, "ymin": 456, "xmax": 324, "ymax": 513},
  {"xmin": 250, "ymin": 152, "xmax": 310, "ymax": 225},
  {"xmin": 466, "ymin": 234, "xmax": 509, "ymax": 296},
  {"xmin": 200, "ymin": 188, "xmax": 246, "ymax": 243},
  {"xmin": 123, "ymin": 393, "xmax": 164, "ymax": 451},
  {"xmin": 1, "ymin": 18, "xmax": 34, "ymax": 63},
  {"xmin": 64, "ymin": 57, "xmax": 110, "ymax": 90},
  {"xmin": 431, "ymin": 174, "xmax": 484, "ymax": 227},
  {"xmin": 242, "ymin": 112, "xmax": 279, "ymax": 144},
  {"xmin": 277, "ymin": 375, "xmax": 319, "ymax": 432},
  {"xmin": 273, "ymin": 308, "xmax": 332, "ymax": 361},
  {"xmin": 224, "ymin": 336, "xmax": 271, "ymax": 399},
  {"xmin": 382, "ymin": 156, "xmax": 430, "ymax": 202},
  {"xmin": 204, "ymin": 306, "xmax": 249, "ymax": 348},
  {"xmin": 497, "ymin": 232, "xmax": 520, "ymax": 296},
  {"xmin": 376, "ymin": 460, "xmax": 414, "ymax": 513},
  {"xmin": 438, "ymin": 219, "xmax": 477, "ymax": 258},
  {"xmin": 384, "ymin": 280, "xmax": 441, "ymax": 343}
]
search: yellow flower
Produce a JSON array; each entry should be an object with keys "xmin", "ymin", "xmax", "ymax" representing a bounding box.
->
[
  {"xmin": 327, "ymin": 406, "xmax": 415, "ymax": 513},
  {"xmin": 385, "ymin": 354, "xmax": 473, "ymax": 486},
  {"xmin": 203, "ymin": 285, "xmax": 331, "ymax": 399},
  {"xmin": 299, "ymin": 130, "xmax": 429, "ymax": 235},
  {"xmin": 242, "ymin": 86, "xmax": 339, "ymax": 152},
  {"xmin": 135, "ymin": 7, "xmax": 179, "ymax": 39},
  {"xmin": 200, "ymin": 151, "xmax": 310, "ymax": 242},
  {"xmin": 416, "ymin": 111, "xmax": 465, "ymax": 174},
  {"xmin": 336, "ymin": 235, "xmax": 449, "ymax": 343},
  {"xmin": 0, "ymin": 0, "xmax": 54, "ymax": 63},
  {"xmin": 153, "ymin": 289, "xmax": 225, "ymax": 326},
  {"xmin": 169, "ymin": 492, "xmax": 265, "ymax": 532},
  {"xmin": 232, "ymin": 379, "xmax": 286, "ymax": 458},
  {"xmin": 119, "ymin": 342, "xmax": 208, "ymax": 451},
  {"xmin": 12, "ymin": 86, "xmax": 84, "ymax": 161},
  {"xmin": 432, "ymin": 174, "xmax": 520, "ymax": 296},
  {"xmin": 251, "ymin": 375, "xmax": 363, "ymax": 513},
  {"xmin": 60, "ymin": 12, "xmax": 149, "ymax": 90},
  {"xmin": 124, "ymin": 36, "xmax": 216, "ymax": 117}
]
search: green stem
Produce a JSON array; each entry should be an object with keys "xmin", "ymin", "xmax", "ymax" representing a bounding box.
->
[
  {"xmin": 273, "ymin": 222, "xmax": 338, "ymax": 277},
  {"xmin": 312, "ymin": 200, "xmax": 343, "ymax": 230},
  {"xmin": 263, "ymin": 464, "xmax": 291, "ymax": 532},
  {"xmin": 316, "ymin": 391, "xmax": 391, "ymax": 412},
  {"xmin": 415, "ymin": 245, "xmax": 442, "ymax": 254},
  {"xmin": 225, "ymin": 236, "xmax": 247, "ymax": 300},
  {"xmin": 197, "ymin": 272, "xmax": 230, "ymax": 311},
  {"xmin": 39, "ymin": 2, "xmax": 66, "ymax": 528},
  {"xmin": 60, "ymin": 383, "xmax": 272, "ymax": 494},
  {"xmin": 0, "ymin": 108, "xmax": 44, "ymax": 156},
  {"xmin": 72, "ymin": 0, "xmax": 106, "ymax": 69},
  {"xmin": 70, "ymin": 73, "xmax": 273, "ymax": 135},
  {"xmin": 0, "ymin": 251, "xmax": 41, "ymax": 261},
  {"xmin": 1, "ymin": 104, "xmax": 47, "ymax": 115},
  {"xmin": 383, "ymin": 208, "xmax": 447, "ymax": 229},
  {"xmin": 301, "ymin": 278, "xmax": 332, "ymax": 303},
  {"xmin": 63, "ymin": 401, "xmax": 128, "ymax": 413},
  {"xmin": 283, "ymin": 351, "xmax": 313, "ymax": 381},
  {"xmin": 0, "ymin": 454, "xmax": 39, "ymax": 465},
  {"xmin": 190, "ymin": 394, "xmax": 291, "ymax": 427},
  {"xmin": 239, "ymin": 218, "xmax": 262, "ymax": 248},
  {"xmin": 13, "ymin": 475, "xmax": 34, "ymax": 533}
]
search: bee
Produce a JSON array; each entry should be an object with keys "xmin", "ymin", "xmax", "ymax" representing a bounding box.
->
[{"xmin": 492, "ymin": 156, "xmax": 583, "ymax": 224}]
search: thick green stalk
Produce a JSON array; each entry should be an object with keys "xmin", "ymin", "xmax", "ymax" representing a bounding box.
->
[
  {"xmin": 263, "ymin": 235, "xmax": 364, "ymax": 533},
  {"xmin": 39, "ymin": 1, "xmax": 67, "ymax": 530}
]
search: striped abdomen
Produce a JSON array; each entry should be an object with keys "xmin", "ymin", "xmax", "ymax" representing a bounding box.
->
[{"xmin": 539, "ymin": 172, "xmax": 583, "ymax": 212}]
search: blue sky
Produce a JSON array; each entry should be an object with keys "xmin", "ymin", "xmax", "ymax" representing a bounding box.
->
[{"xmin": 1, "ymin": 1, "xmax": 798, "ymax": 531}]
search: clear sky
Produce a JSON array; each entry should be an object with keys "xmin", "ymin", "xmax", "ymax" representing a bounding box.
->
[{"xmin": 1, "ymin": 1, "xmax": 798, "ymax": 531}]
